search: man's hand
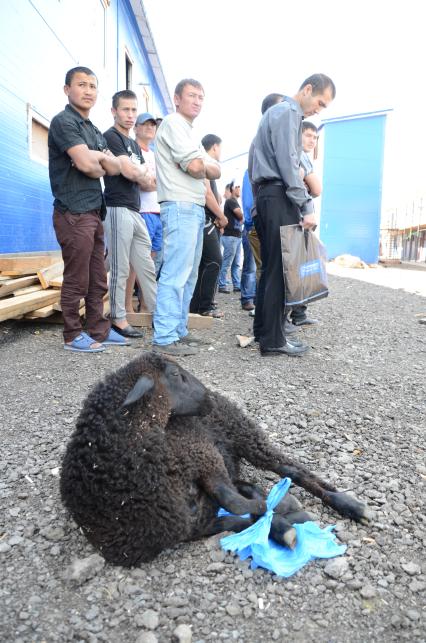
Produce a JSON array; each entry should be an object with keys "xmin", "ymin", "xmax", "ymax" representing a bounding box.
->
[
  {"xmin": 100, "ymin": 150, "xmax": 121, "ymax": 176},
  {"xmin": 215, "ymin": 213, "xmax": 228, "ymax": 229},
  {"xmin": 301, "ymin": 213, "xmax": 317, "ymax": 230}
]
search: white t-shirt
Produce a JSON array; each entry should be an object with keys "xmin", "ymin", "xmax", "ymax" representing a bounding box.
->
[{"xmin": 140, "ymin": 148, "xmax": 160, "ymax": 213}]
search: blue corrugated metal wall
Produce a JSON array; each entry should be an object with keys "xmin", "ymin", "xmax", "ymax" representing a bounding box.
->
[
  {"xmin": 319, "ymin": 114, "xmax": 387, "ymax": 264},
  {"xmin": 0, "ymin": 0, "xmax": 168, "ymax": 254}
]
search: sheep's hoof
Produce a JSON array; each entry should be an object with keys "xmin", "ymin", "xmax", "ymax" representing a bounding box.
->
[
  {"xmin": 275, "ymin": 493, "xmax": 302, "ymax": 515},
  {"xmin": 325, "ymin": 491, "xmax": 370, "ymax": 523},
  {"xmin": 284, "ymin": 510, "xmax": 314, "ymax": 524},
  {"xmin": 270, "ymin": 514, "xmax": 297, "ymax": 549},
  {"xmin": 283, "ymin": 526, "xmax": 297, "ymax": 550}
]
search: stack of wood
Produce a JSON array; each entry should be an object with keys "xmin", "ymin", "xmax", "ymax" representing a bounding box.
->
[
  {"xmin": 0, "ymin": 254, "xmax": 101, "ymax": 324},
  {"xmin": 0, "ymin": 254, "xmax": 212, "ymax": 329}
]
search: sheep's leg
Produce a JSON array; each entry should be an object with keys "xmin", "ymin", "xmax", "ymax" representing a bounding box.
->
[
  {"xmin": 207, "ymin": 479, "xmax": 266, "ymax": 516},
  {"xmin": 235, "ymin": 480, "xmax": 303, "ymax": 514},
  {"xmin": 202, "ymin": 514, "xmax": 255, "ymax": 537},
  {"xmin": 193, "ymin": 447, "xmax": 267, "ymax": 516},
  {"xmin": 230, "ymin": 428, "xmax": 369, "ymax": 522},
  {"xmin": 202, "ymin": 512, "xmax": 297, "ymax": 550}
]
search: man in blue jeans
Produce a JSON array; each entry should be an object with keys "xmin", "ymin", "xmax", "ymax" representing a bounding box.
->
[
  {"xmin": 240, "ymin": 169, "xmax": 257, "ymax": 312},
  {"xmin": 153, "ymin": 78, "xmax": 221, "ymax": 357},
  {"xmin": 218, "ymin": 181, "xmax": 243, "ymax": 293}
]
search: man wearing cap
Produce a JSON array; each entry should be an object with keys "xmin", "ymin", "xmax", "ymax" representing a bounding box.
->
[
  {"xmin": 153, "ymin": 78, "xmax": 221, "ymax": 357},
  {"xmin": 134, "ymin": 112, "xmax": 162, "ymax": 275}
]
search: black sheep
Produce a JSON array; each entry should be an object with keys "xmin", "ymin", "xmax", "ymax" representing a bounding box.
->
[{"xmin": 60, "ymin": 352, "xmax": 369, "ymax": 567}]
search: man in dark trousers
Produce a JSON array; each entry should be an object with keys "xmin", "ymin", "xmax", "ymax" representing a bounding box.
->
[
  {"xmin": 251, "ymin": 73, "xmax": 335, "ymax": 357},
  {"xmin": 49, "ymin": 66, "xmax": 127, "ymax": 353},
  {"xmin": 190, "ymin": 133, "xmax": 228, "ymax": 317}
]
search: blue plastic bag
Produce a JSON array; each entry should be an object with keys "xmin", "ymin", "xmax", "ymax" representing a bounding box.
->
[{"xmin": 219, "ymin": 478, "xmax": 346, "ymax": 577}]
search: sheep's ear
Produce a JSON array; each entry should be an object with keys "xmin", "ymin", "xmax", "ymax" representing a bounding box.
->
[{"xmin": 121, "ymin": 376, "xmax": 155, "ymax": 409}]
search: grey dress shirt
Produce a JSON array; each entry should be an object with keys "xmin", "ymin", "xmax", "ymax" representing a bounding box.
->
[{"xmin": 251, "ymin": 97, "xmax": 313, "ymax": 216}]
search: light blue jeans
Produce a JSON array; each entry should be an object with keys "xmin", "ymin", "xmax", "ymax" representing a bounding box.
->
[
  {"xmin": 219, "ymin": 235, "xmax": 242, "ymax": 290},
  {"xmin": 153, "ymin": 201, "xmax": 205, "ymax": 345}
]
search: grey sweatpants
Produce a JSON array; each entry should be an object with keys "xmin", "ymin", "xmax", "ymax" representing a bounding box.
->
[{"xmin": 104, "ymin": 206, "xmax": 157, "ymax": 319}]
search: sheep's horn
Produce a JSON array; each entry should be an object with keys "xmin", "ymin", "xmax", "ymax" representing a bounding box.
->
[{"xmin": 121, "ymin": 376, "xmax": 155, "ymax": 409}]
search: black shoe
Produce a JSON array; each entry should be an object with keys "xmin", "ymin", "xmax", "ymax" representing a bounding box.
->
[
  {"xmin": 111, "ymin": 323, "xmax": 145, "ymax": 338},
  {"xmin": 218, "ymin": 288, "xmax": 231, "ymax": 294},
  {"xmin": 233, "ymin": 287, "xmax": 241, "ymax": 292},
  {"xmin": 293, "ymin": 317, "xmax": 319, "ymax": 326},
  {"xmin": 260, "ymin": 342, "xmax": 310, "ymax": 357}
]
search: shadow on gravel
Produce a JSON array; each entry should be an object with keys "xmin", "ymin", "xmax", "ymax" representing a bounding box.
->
[{"xmin": 0, "ymin": 321, "xmax": 60, "ymax": 348}]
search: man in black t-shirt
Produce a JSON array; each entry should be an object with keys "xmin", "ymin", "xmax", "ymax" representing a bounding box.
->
[
  {"xmin": 218, "ymin": 181, "xmax": 243, "ymax": 293},
  {"xmin": 190, "ymin": 134, "xmax": 228, "ymax": 317},
  {"xmin": 49, "ymin": 66, "xmax": 124, "ymax": 353},
  {"xmin": 103, "ymin": 90, "xmax": 157, "ymax": 338}
]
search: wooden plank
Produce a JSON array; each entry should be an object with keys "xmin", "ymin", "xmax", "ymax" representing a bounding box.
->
[
  {"xmin": 125, "ymin": 312, "xmax": 152, "ymax": 327},
  {"xmin": 0, "ymin": 252, "xmax": 61, "ymax": 273},
  {"xmin": 188, "ymin": 313, "xmax": 213, "ymax": 330},
  {"xmin": 37, "ymin": 261, "xmax": 64, "ymax": 289},
  {"xmin": 13, "ymin": 284, "xmax": 43, "ymax": 297},
  {"xmin": 0, "ymin": 255, "xmax": 61, "ymax": 274},
  {"xmin": 0, "ymin": 275, "xmax": 39, "ymax": 298},
  {"xmin": 0, "ymin": 289, "xmax": 61, "ymax": 322},
  {"xmin": 24, "ymin": 304, "xmax": 56, "ymax": 318},
  {"xmin": 24, "ymin": 310, "xmax": 63, "ymax": 323},
  {"xmin": 50, "ymin": 276, "xmax": 63, "ymax": 288},
  {"xmin": 126, "ymin": 312, "xmax": 212, "ymax": 330},
  {"xmin": 53, "ymin": 298, "xmax": 84, "ymax": 312}
]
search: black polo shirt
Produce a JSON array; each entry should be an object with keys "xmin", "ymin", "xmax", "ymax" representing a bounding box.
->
[
  {"xmin": 223, "ymin": 197, "xmax": 243, "ymax": 237},
  {"xmin": 103, "ymin": 127, "xmax": 144, "ymax": 212},
  {"xmin": 48, "ymin": 104, "xmax": 107, "ymax": 214}
]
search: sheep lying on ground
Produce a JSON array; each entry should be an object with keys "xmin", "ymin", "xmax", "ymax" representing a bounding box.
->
[{"xmin": 60, "ymin": 352, "xmax": 369, "ymax": 567}]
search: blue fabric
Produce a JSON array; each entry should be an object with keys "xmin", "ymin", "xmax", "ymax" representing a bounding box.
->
[
  {"xmin": 240, "ymin": 229, "xmax": 256, "ymax": 304},
  {"xmin": 153, "ymin": 201, "xmax": 204, "ymax": 344},
  {"xmin": 241, "ymin": 169, "xmax": 254, "ymax": 229},
  {"xmin": 141, "ymin": 212, "xmax": 163, "ymax": 252},
  {"xmin": 219, "ymin": 235, "xmax": 242, "ymax": 290},
  {"xmin": 220, "ymin": 478, "xmax": 346, "ymax": 577}
]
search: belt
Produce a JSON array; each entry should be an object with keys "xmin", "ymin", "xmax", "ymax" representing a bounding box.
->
[{"xmin": 257, "ymin": 180, "xmax": 284, "ymax": 188}]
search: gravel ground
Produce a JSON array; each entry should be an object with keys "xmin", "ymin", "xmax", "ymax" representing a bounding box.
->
[{"xmin": 0, "ymin": 273, "xmax": 425, "ymax": 643}]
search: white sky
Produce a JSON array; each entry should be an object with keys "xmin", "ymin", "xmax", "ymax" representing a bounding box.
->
[{"xmin": 143, "ymin": 0, "xmax": 425, "ymax": 209}]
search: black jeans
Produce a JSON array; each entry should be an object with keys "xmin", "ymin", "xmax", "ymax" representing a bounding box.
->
[
  {"xmin": 254, "ymin": 184, "xmax": 300, "ymax": 349},
  {"xmin": 190, "ymin": 223, "xmax": 222, "ymax": 314}
]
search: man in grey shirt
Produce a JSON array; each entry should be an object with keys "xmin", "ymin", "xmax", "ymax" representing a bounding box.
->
[
  {"xmin": 251, "ymin": 73, "xmax": 335, "ymax": 357},
  {"xmin": 153, "ymin": 78, "xmax": 221, "ymax": 357}
]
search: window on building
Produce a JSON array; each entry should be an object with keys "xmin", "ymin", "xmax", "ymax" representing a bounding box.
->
[
  {"xmin": 28, "ymin": 106, "xmax": 50, "ymax": 165},
  {"xmin": 125, "ymin": 53, "xmax": 133, "ymax": 89}
]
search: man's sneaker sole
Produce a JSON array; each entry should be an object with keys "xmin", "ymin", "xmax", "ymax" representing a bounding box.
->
[{"xmin": 153, "ymin": 342, "xmax": 198, "ymax": 357}]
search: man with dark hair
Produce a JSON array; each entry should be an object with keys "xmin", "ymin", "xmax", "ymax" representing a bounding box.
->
[
  {"xmin": 103, "ymin": 90, "xmax": 157, "ymax": 338},
  {"xmin": 49, "ymin": 66, "xmax": 127, "ymax": 353},
  {"xmin": 190, "ymin": 134, "xmax": 228, "ymax": 318},
  {"xmin": 252, "ymin": 73, "xmax": 335, "ymax": 357},
  {"xmin": 153, "ymin": 79, "xmax": 221, "ymax": 356},
  {"xmin": 289, "ymin": 120, "xmax": 322, "ymax": 327},
  {"xmin": 218, "ymin": 181, "xmax": 243, "ymax": 293},
  {"xmin": 260, "ymin": 93, "xmax": 285, "ymax": 116}
]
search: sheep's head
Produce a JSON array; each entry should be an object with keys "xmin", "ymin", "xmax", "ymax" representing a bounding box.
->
[{"xmin": 121, "ymin": 353, "xmax": 210, "ymax": 417}]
